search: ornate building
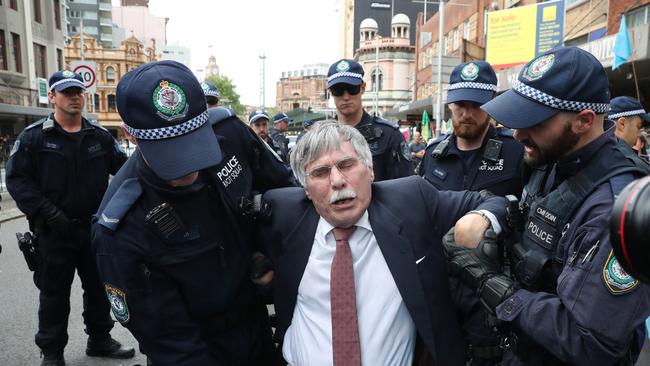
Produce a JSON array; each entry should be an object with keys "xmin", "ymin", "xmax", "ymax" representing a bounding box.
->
[
  {"xmin": 65, "ymin": 34, "xmax": 156, "ymax": 134},
  {"xmin": 275, "ymin": 63, "xmax": 329, "ymax": 111},
  {"xmin": 355, "ymin": 14, "xmax": 416, "ymax": 117},
  {"xmin": 205, "ymin": 55, "xmax": 219, "ymax": 78}
]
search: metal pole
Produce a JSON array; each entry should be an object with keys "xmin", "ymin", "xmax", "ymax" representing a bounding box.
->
[
  {"xmin": 424, "ymin": 0, "xmax": 427, "ymax": 24},
  {"xmin": 79, "ymin": 16, "xmax": 84, "ymax": 61},
  {"xmin": 375, "ymin": 36, "xmax": 379, "ymax": 116},
  {"xmin": 436, "ymin": 0, "xmax": 444, "ymax": 136},
  {"xmin": 259, "ymin": 54, "xmax": 266, "ymax": 108}
]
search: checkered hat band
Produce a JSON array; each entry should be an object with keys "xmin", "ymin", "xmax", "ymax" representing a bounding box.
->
[
  {"xmin": 513, "ymin": 81, "xmax": 609, "ymax": 113},
  {"xmin": 204, "ymin": 90, "xmax": 219, "ymax": 97},
  {"xmin": 49, "ymin": 78, "xmax": 85, "ymax": 91},
  {"xmin": 448, "ymin": 82, "xmax": 497, "ymax": 91},
  {"xmin": 609, "ymin": 109, "xmax": 647, "ymax": 119},
  {"xmin": 327, "ymin": 71, "xmax": 363, "ymax": 82},
  {"xmin": 124, "ymin": 110, "xmax": 209, "ymax": 140}
]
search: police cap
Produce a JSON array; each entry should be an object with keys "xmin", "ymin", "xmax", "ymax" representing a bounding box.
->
[
  {"xmin": 49, "ymin": 70, "xmax": 86, "ymax": 92},
  {"xmin": 481, "ymin": 46, "xmax": 610, "ymax": 129},
  {"xmin": 327, "ymin": 59, "xmax": 364, "ymax": 89},
  {"xmin": 117, "ymin": 60, "xmax": 222, "ymax": 180},
  {"xmin": 609, "ymin": 96, "xmax": 650, "ymax": 127},
  {"xmin": 447, "ymin": 61, "xmax": 497, "ymax": 105}
]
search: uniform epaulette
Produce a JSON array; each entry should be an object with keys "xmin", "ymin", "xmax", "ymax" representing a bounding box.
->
[
  {"xmin": 97, "ymin": 178, "xmax": 143, "ymax": 231},
  {"xmin": 497, "ymin": 127, "xmax": 515, "ymax": 138},
  {"xmin": 374, "ymin": 117, "xmax": 399, "ymax": 129},
  {"xmin": 426, "ymin": 134, "xmax": 448, "ymax": 148},
  {"xmin": 25, "ymin": 119, "xmax": 46, "ymax": 131},
  {"xmin": 87, "ymin": 119, "xmax": 111, "ymax": 134},
  {"xmin": 207, "ymin": 107, "xmax": 235, "ymax": 126}
]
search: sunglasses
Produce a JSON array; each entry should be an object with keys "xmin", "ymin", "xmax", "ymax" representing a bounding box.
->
[{"xmin": 330, "ymin": 84, "xmax": 361, "ymax": 97}]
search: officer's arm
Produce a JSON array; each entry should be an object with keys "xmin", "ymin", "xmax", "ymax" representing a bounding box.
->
[
  {"xmin": 93, "ymin": 227, "xmax": 221, "ymax": 366},
  {"xmin": 389, "ymin": 130, "xmax": 414, "ymax": 178},
  {"xmin": 5, "ymin": 135, "xmax": 51, "ymax": 216},
  {"xmin": 496, "ymin": 189, "xmax": 649, "ymax": 364},
  {"xmin": 109, "ymin": 138, "xmax": 128, "ymax": 175}
]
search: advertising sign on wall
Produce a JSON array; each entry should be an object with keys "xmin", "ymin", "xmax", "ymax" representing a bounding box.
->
[{"xmin": 486, "ymin": 0, "xmax": 564, "ymax": 69}]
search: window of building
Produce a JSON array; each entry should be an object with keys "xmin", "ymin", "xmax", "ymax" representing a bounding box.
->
[
  {"xmin": 94, "ymin": 94, "xmax": 100, "ymax": 111},
  {"xmin": 371, "ymin": 69, "xmax": 383, "ymax": 91},
  {"xmin": 628, "ymin": 4, "xmax": 650, "ymax": 27},
  {"xmin": 56, "ymin": 48, "xmax": 63, "ymax": 70},
  {"xmin": 106, "ymin": 66, "xmax": 116, "ymax": 83},
  {"xmin": 453, "ymin": 28, "xmax": 459, "ymax": 50},
  {"xmin": 54, "ymin": 0, "xmax": 61, "ymax": 29},
  {"xmin": 444, "ymin": 34, "xmax": 449, "ymax": 55},
  {"xmin": 11, "ymin": 32, "xmax": 21, "ymax": 73},
  {"xmin": 107, "ymin": 94, "xmax": 116, "ymax": 112},
  {"xmin": 33, "ymin": 0, "xmax": 42, "ymax": 23},
  {"xmin": 84, "ymin": 11, "xmax": 98, "ymax": 20},
  {"xmin": 33, "ymin": 43, "xmax": 46, "ymax": 78},
  {"xmin": 10, "ymin": 0, "xmax": 16, "ymax": 11},
  {"xmin": 83, "ymin": 26, "xmax": 98, "ymax": 35},
  {"xmin": 463, "ymin": 20, "xmax": 470, "ymax": 40},
  {"xmin": 0, "ymin": 30, "xmax": 6, "ymax": 70}
]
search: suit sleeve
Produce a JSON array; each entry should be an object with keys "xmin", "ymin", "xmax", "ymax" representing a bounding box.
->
[
  {"xmin": 5, "ymin": 133, "xmax": 51, "ymax": 216},
  {"xmin": 93, "ymin": 225, "xmax": 221, "ymax": 366},
  {"xmin": 496, "ymin": 185, "xmax": 650, "ymax": 365}
]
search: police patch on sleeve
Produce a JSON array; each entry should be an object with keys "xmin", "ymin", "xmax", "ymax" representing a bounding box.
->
[
  {"xmin": 400, "ymin": 141, "xmax": 411, "ymax": 161},
  {"xmin": 602, "ymin": 250, "xmax": 639, "ymax": 295},
  {"xmin": 105, "ymin": 283, "xmax": 130, "ymax": 324}
]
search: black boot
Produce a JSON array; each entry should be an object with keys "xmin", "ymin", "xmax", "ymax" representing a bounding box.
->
[
  {"xmin": 85, "ymin": 337, "xmax": 135, "ymax": 359},
  {"xmin": 40, "ymin": 353, "xmax": 65, "ymax": 366}
]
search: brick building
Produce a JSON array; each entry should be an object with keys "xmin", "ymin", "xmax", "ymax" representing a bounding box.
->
[{"xmin": 275, "ymin": 63, "xmax": 329, "ymax": 112}]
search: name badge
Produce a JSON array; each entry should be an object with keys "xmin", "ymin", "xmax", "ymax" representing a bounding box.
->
[{"xmin": 432, "ymin": 168, "xmax": 447, "ymax": 180}]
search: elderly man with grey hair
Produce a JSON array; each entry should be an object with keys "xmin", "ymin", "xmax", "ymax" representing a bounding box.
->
[{"xmin": 256, "ymin": 120, "xmax": 508, "ymax": 365}]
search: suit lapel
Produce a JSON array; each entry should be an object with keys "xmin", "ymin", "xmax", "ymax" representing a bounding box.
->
[
  {"xmin": 368, "ymin": 199, "xmax": 438, "ymax": 359},
  {"xmin": 276, "ymin": 204, "xmax": 320, "ymax": 319}
]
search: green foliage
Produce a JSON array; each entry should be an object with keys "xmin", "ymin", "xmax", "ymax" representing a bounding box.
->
[{"xmin": 205, "ymin": 74, "xmax": 245, "ymax": 115}]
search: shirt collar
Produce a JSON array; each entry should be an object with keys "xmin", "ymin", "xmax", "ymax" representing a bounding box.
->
[{"xmin": 316, "ymin": 210, "xmax": 371, "ymax": 243}]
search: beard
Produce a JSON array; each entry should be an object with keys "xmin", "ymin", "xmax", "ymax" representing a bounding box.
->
[
  {"xmin": 521, "ymin": 121, "xmax": 579, "ymax": 167},
  {"xmin": 453, "ymin": 115, "xmax": 490, "ymax": 141}
]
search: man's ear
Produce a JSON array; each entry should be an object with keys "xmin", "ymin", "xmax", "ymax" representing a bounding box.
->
[
  {"xmin": 615, "ymin": 116, "xmax": 627, "ymax": 132},
  {"xmin": 122, "ymin": 124, "xmax": 137, "ymax": 145},
  {"xmin": 48, "ymin": 90, "xmax": 56, "ymax": 104},
  {"xmin": 304, "ymin": 187, "xmax": 312, "ymax": 200},
  {"xmin": 573, "ymin": 109, "xmax": 596, "ymax": 134}
]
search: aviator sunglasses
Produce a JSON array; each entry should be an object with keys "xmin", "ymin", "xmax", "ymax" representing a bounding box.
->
[{"xmin": 330, "ymin": 84, "xmax": 362, "ymax": 97}]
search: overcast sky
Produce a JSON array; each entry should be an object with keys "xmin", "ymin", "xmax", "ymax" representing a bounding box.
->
[{"xmin": 113, "ymin": 0, "xmax": 341, "ymax": 107}]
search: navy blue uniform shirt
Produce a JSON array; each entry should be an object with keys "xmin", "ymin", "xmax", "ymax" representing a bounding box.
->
[
  {"xmin": 353, "ymin": 111, "xmax": 412, "ymax": 181},
  {"xmin": 419, "ymin": 124, "xmax": 525, "ymax": 197},
  {"xmin": 7, "ymin": 114, "xmax": 126, "ymax": 219}
]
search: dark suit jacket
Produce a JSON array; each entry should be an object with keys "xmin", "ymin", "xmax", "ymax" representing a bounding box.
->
[{"xmin": 258, "ymin": 175, "xmax": 506, "ymax": 366}]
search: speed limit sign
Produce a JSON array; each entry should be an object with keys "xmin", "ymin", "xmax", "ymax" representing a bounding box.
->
[{"xmin": 71, "ymin": 61, "xmax": 97, "ymax": 93}]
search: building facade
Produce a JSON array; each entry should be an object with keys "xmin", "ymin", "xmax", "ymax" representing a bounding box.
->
[
  {"xmin": 205, "ymin": 55, "xmax": 219, "ymax": 78},
  {"xmin": 65, "ymin": 34, "xmax": 156, "ymax": 135},
  {"xmin": 112, "ymin": 3, "xmax": 167, "ymax": 55},
  {"xmin": 0, "ymin": 0, "xmax": 67, "ymax": 138},
  {"xmin": 67, "ymin": 0, "xmax": 115, "ymax": 49},
  {"xmin": 276, "ymin": 63, "xmax": 329, "ymax": 112},
  {"xmin": 160, "ymin": 43, "xmax": 191, "ymax": 67},
  {"xmin": 339, "ymin": 0, "xmax": 437, "ymax": 59},
  {"xmin": 355, "ymin": 14, "xmax": 416, "ymax": 117}
]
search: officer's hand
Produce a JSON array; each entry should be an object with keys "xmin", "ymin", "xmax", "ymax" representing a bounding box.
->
[
  {"xmin": 442, "ymin": 228, "xmax": 501, "ymax": 290},
  {"xmin": 250, "ymin": 252, "xmax": 274, "ymax": 287},
  {"xmin": 453, "ymin": 212, "xmax": 491, "ymax": 248},
  {"xmin": 40, "ymin": 204, "xmax": 73, "ymax": 236},
  {"xmin": 479, "ymin": 274, "xmax": 517, "ymax": 315}
]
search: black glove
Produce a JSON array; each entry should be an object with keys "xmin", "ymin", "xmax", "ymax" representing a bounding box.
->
[
  {"xmin": 39, "ymin": 203, "xmax": 73, "ymax": 236},
  {"xmin": 443, "ymin": 227, "xmax": 517, "ymax": 314},
  {"xmin": 442, "ymin": 227, "xmax": 501, "ymax": 290}
]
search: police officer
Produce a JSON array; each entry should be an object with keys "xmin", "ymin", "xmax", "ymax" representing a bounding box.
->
[
  {"xmin": 419, "ymin": 61, "xmax": 525, "ymax": 197},
  {"xmin": 327, "ymin": 59, "xmax": 412, "ymax": 181},
  {"xmin": 249, "ymin": 110, "xmax": 287, "ymax": 162},
  {"xmin": 6, "ymin": 70, "xmax": 132, "ymax": 365},
  {"xmin": 92, "ymin": 61, "xmax": 279, "ymax": 365},
  {"xmin": 444, "ymin": 47, "xmax": 650, "ymax": 365},
  {"xmin": 201, "ymin": 80, "xmax": 221, "ymax": 107},
  {"xmin": 270, "ymin": 112, "xmax": 291, "ymax": 159},
  {"xmin": 609, "ymin": 96, "xmax": 650, "ymax": 149},
  {"xmin": 296, "ymin": 119, "xmax": 315, "ymax": 144},
  {"xmin": 200, "ymin": 81, "xmax": 296, "ymax": 201}
]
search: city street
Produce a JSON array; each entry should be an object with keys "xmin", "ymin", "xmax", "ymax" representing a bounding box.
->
[{"xmin": 0, "ymin": 217, "xmax": 146, "ymax": 366}]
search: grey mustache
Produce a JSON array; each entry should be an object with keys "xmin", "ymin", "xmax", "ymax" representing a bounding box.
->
[{"xmin": 329, "ymin": 190, "xmax": 357, "ymax": 204}]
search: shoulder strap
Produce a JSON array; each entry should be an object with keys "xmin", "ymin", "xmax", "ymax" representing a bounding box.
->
[{"xmin": 97, "ymin": 178, "xmax": 143, "ymax": 231}]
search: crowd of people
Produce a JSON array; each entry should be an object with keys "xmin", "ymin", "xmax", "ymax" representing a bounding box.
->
[{"xmin": 5, "ymin": 46, "xmax": 650, "ymax": 366}]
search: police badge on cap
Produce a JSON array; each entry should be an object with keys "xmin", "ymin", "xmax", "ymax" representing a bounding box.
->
[{"xmin": 153, "ymin": 80, "xmax": 188, "ymax": 121}]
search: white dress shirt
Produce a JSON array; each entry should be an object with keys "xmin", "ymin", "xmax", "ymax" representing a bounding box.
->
[{"xmin": 283, "ymin": 211, "xmax": 416, "ymax": 366}]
